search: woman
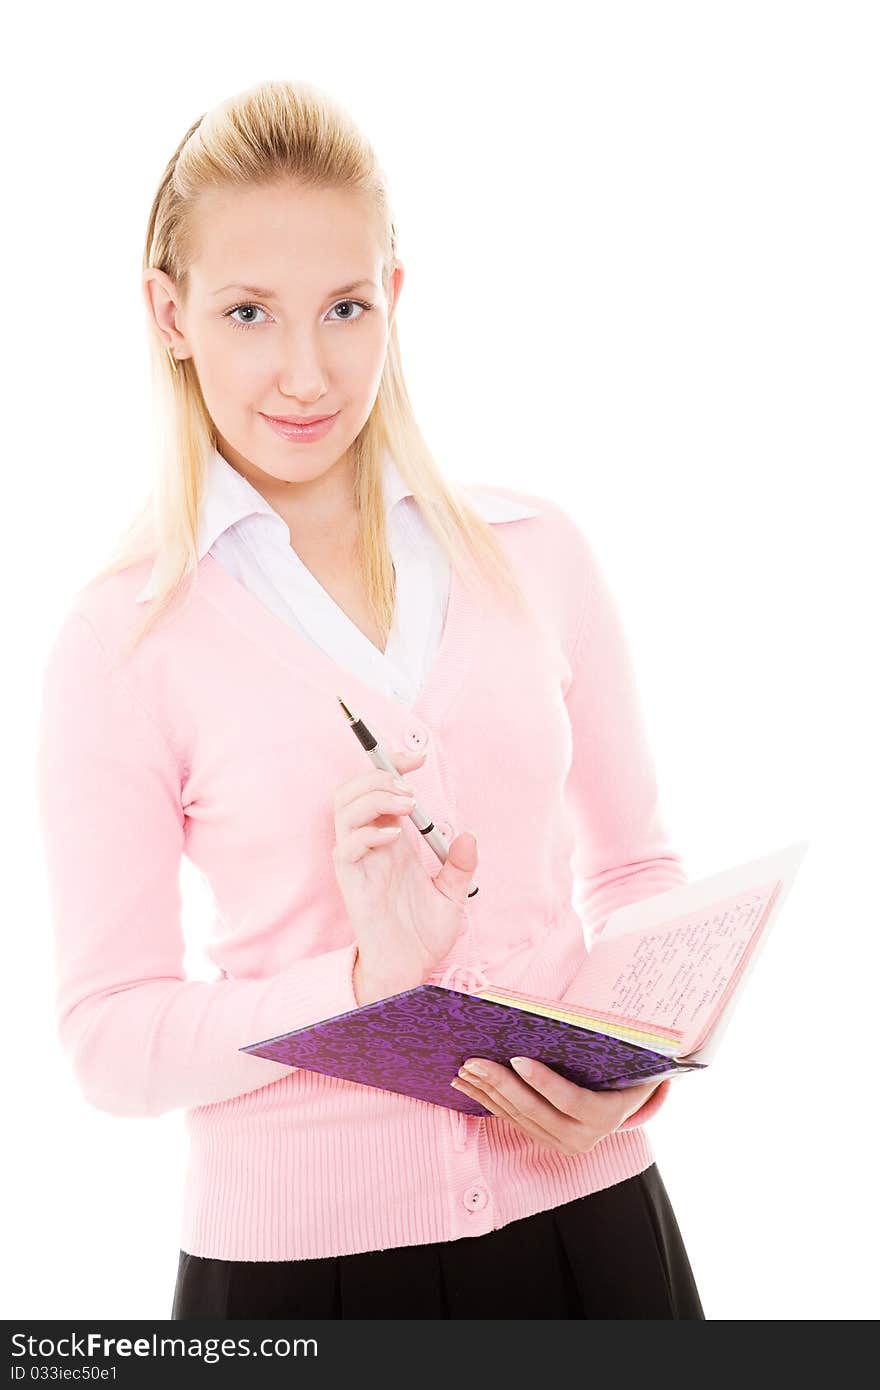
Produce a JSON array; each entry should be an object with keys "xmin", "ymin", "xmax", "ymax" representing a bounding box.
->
[{"xmin": 36, "ymin": 79, "xmax": 704, "ymax": 1319}]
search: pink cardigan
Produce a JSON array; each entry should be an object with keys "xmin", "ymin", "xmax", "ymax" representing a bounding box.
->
[{"xmin": 36, "ymin": 488, "xmax": 686, "ymax": 1261}]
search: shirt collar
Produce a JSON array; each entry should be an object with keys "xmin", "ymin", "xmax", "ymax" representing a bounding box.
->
[{"xmin": 135, "ymin": 446, "xmax": 539, "ymax": 602}]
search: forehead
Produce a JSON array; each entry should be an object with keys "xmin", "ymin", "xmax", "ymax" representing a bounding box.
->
[{"xmin": 187, "ymin": 181, "xmax": 382, "ymax": 288}]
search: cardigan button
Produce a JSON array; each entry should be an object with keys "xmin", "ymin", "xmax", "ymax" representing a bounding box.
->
[
  {"xmin": 463, "ymin": 1186, "xmax": 489, "ymax": 1213},
  {"xmin": 404, "ymin": 728, "xmax": 428, "ymax": 751}
]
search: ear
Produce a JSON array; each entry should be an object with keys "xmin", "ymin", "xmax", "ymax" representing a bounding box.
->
[
  {"xmin": 142, "ymin": 267, "xmax": 191, "ymax": 363},
  {"xmin": 385, "ymin": 260, "xmax": 405, "ymax": 328}
]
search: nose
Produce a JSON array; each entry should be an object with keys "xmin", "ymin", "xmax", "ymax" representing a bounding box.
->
[{"xmin": 275, "ymin": 328, "xmax": 329, "ymax": 404}]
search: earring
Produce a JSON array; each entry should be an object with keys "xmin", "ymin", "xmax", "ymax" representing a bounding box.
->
[{"xmin": 166, "ymin": 344, "xmax": 178, "ymax": 374}]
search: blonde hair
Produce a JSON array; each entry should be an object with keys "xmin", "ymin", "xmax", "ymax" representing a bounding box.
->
[{"xmin": 89, "ymin": 78, "xmax": 531, "ymax": 661}]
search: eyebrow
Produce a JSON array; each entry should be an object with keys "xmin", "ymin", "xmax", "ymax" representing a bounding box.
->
[{"xmin": 209, "ymin": 278, "xmax": 378, "ymax": 299}]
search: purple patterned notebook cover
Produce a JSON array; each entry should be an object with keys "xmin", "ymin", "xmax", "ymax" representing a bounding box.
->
[{"xmin": 240, "ymin": 985, "xmax": 705, "ymax": 1115}]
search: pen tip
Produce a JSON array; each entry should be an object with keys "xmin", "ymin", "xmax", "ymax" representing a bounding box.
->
[{"xmin": 338, "ymin": 697, "xmax": 355, "ymax": 721}]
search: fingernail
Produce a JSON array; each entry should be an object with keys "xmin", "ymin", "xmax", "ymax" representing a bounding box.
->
[
  {"xmin": 461, "ymin": 1061, "xmax": 488, "ymax": 1079},
  {"xmin": 509, "ymin": 1057, "xmax": 533, "ymax": 1078}
]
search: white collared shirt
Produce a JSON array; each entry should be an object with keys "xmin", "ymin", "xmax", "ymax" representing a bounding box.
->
[{"xmin": 136, "ymin": 448, "xmax": 539, "ymax": 707}]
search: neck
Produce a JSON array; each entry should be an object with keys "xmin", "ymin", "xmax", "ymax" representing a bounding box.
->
[{"xmin": 218, "ymin": 441, "xmax": 359, "ymax": 544}]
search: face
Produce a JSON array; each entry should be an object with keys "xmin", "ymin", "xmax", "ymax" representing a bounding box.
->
[{"xmin": 143, "ymin": 180, "xmax": 403, "ymax": 510}]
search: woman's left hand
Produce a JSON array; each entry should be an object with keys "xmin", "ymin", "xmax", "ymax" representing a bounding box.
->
[{"xmin": 450, "ymin": 1056, "xmax": 666, "ymax": 1156}]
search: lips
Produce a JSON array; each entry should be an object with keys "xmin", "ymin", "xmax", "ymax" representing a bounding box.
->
[
  {"xmin": 260, "ymin": 410, "xmax": 340, "ymax": 443},
  {"xmin": 262, "ymin": 412, "xmax": 337, "ymax": 425}
]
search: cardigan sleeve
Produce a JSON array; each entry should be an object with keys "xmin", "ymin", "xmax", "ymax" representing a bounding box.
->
[
  {"xmin": 36, "ymin": 609, "xmax": 360, "ymax": 1119},
  {"xmin": 557, "ymin": 530, "xmax": 689, "ymax": 1129}
]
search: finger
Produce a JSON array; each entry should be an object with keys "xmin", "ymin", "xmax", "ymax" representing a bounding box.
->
[
  {"xmin": 431, "ymin": 831, "xmax": 479, "ymax": 906},
  {"xmin": 333, "ymin": 823, "xmax": 403, "ymax": 866},
  {"xmin": 617, "ymin": 1078, "xmax": 666, "ymax": 1125},
  {"xmin": 333, "ymin": 756, "xmax": 424, "ymax": 814},
  {"xmin": 336, "ymin": 785, "xmax": 417, "ymax": 837},
  {"xmin": 386, "ymin": 747, "xmax": 428, "ymax": 777},
  {"xmin": 451, "ymin": 1076, "xmax": 578, "ymax": 1156},
  {"xmin": 458, "ymin": 1060, "xmax": 587, "ymax": 1148},
  {"xmin": 508, "ymin": 1056, "xmax": 648, "ymax": 1128}
]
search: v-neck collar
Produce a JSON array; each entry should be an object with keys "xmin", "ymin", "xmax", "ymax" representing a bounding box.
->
[
  {"xmin": 194, "ymin": 548, "xmax": 485, "ymax": 727},
  {"xmin": 231, "ymin": 513, "xmax": 420, "ymax": 699}
]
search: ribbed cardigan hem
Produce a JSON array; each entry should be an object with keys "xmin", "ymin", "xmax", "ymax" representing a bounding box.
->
[{"xmin": 178, "ymin": 1106, "xmax": 657, "ymax": 1261}]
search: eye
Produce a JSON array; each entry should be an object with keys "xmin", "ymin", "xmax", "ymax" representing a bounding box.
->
[
  {"xmin": 327, "ymin": 299, "xmax": 373, "ymax": 323},
  {"xmin": 224, "ymin": 303, "xmax": 270, "ymax": 331},
  {"xmin": 223, "ymin": 299, "xmax": 374, "ymax": 332}
]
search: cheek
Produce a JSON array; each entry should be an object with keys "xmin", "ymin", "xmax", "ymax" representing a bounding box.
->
[
  {"xmin": 192, "ymin": 329, "xmax": 261, "ymax": 388},
  {"xmin": 217, "ymin": 352, "xmax": 278, "ymax": 410},
  {"xmin": 333, "ymin": 320, "xmax": 388, "ymax": 381}
]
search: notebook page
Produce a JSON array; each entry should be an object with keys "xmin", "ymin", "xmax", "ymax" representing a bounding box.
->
[
  {"xmin": 577, "ymin": 882, "xmax": 780, "ymax": 1054},
  {"xmin": 473, "ymin": 989, "xmax": 682, "ymax": 1055},
  {"xmin": 474, "ymin": 984, "xmax": 683, "ymax": 1043}
]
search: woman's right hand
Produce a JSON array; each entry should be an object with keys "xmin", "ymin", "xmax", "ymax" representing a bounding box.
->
[{"xmin": 331, "ymin": 745, "xmax": 479, "ymax": 1005}]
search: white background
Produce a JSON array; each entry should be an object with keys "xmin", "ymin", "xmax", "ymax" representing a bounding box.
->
[{"xmin": 5, "ymin": 0, "xmax": 878, "ymax": 1322}]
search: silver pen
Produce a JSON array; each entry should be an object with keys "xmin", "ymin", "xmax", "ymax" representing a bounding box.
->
[{"xmin": 337, "ymin": 697, "xmax": 479, "ymax": 898}]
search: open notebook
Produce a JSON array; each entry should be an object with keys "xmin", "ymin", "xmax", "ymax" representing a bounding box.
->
[{"xmin": 240, "ymin": 840, "xmax": 808, "ymax": 1116}]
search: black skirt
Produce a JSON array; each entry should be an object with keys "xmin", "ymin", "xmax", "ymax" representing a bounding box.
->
[{"xmin": 171, "ymin": 1163, "xmax": 704, "ymax": 1319}]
